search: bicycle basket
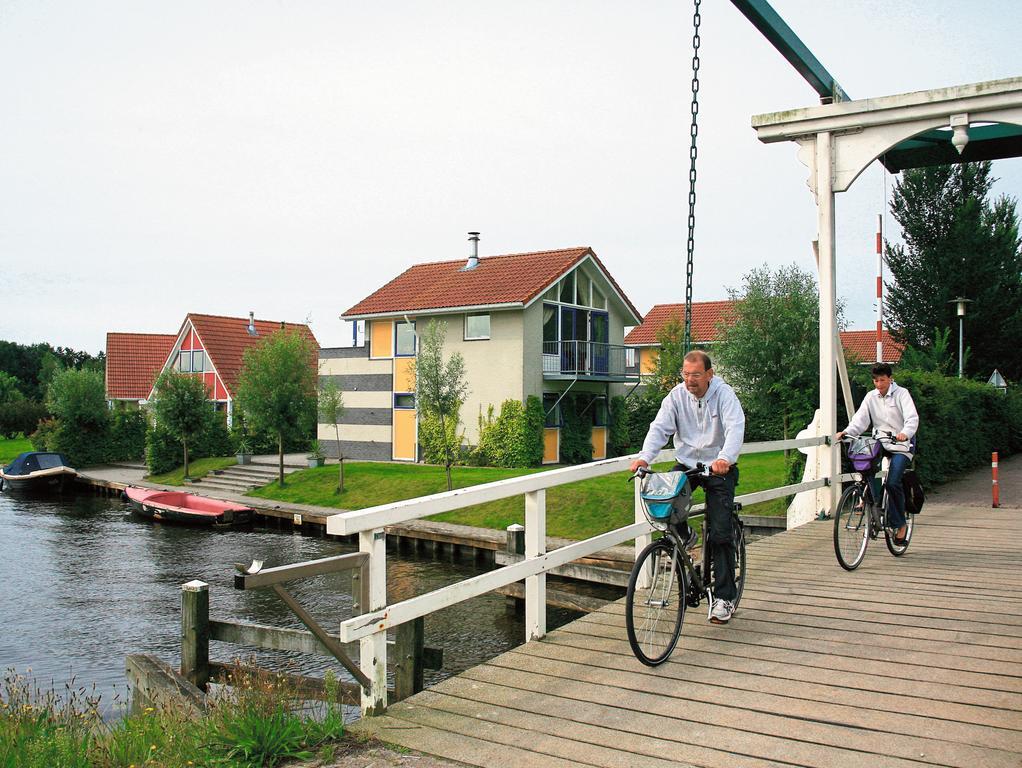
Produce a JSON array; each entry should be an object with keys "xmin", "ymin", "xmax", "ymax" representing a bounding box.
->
[
  {"xmin": 846, "ymin": 436, "xmax": 882, "ymax": 472},
  {"xmin": 640, "ymin": 471, "xmax": 693, "ymax": 528}
]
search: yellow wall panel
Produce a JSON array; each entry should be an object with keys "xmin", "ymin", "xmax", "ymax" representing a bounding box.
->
[
  {"xmin": 370, "ymin": 321, "xmax": 393, "ymax": 359},
  {"xmin": 394, "ymin": 357, "xmax": 416, "ymax": 393},
  {"xmin": 640, "ymin": 348, "xmax": 659, "ymax": 374},
  {"xmin": 543, "ymin": 428, "xmax": 559, "ymax": 465},
  {"xmin": 591, "ymin": 427, "xmax": 607, "ymax": 461},
  {"xmin": 393, "ymin": 409, "xmax": 417, "ymax": 461}
]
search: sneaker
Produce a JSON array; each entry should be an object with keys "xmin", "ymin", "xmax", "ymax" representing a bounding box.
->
[
  {"xmin": 709, "ymin": 598, "xmax": 735, "ymax": 625},
  {"xmin": 680, "ymin": 525, "xmax": 698, "ymax": 550}
]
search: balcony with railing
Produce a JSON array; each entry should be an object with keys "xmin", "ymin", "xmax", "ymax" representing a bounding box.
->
[{"xmin": 542, "ymin": 340, "xmax": 640, "ymax": 381}]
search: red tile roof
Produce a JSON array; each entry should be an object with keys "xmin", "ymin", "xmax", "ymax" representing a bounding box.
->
[
  {"xmin": 624, "ymin": 302, "xmax": 735, "ymax": 345},
  {"xmin": 625, "ymin": 301, "xmax": 904, "ymax": 363},
  {"xmin": 839, "ymin": 329, "xmax": 904, "ymax": 363},
  {"xmin": 106, "ymin": 333, "xmax": 177, "ymax": 400},
  {"xmin": 183, "ymin": 314, "xmax": 319, "ymax": 398},
  {"xmin": 343, "ymin": 247, "xmax": 642, "ymax": 323}
]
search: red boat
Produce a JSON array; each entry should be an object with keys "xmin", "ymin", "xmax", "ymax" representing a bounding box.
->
[{"xmin": 124, "ymin": 486, "xmax": 254, "ymax": 526}]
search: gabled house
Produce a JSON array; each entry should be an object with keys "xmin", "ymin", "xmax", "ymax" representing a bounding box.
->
[
  {"xmin": 106, "ymin": 313, "xmax": 318, "ymax": 426},
  {"xmin": 321, "ymin": 242, "xmax": 643, "ymax": 464},
  {"xmin": 624, "ymin": 301, "xmax": 904, "ymax": 376},
  {"xmin": 105, "ymin": 333, "xmax": 177, "ymax": 408}
]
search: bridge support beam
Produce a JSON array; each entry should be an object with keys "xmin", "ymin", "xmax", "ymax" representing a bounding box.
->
[
  {"xmin": 525, "ymin": 490, "xmax": 546, "ymax": 640},
  {"xmin": 359, "ymin": 527, "xmax": 387, "ymax": 716}
]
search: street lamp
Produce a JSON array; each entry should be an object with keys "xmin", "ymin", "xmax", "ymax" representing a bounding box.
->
[{"xmin": 948, "ymin": 297, "xmax": 972, "ymax": 378}]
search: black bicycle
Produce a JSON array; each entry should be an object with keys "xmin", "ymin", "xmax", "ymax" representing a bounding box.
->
[
  {"xmin": 625, "ymin": 464, "xmax": 746, "ymax": 666},
  {"xmin": 833, "ymin": 434, "xmax": 914, "ymax": 571}
]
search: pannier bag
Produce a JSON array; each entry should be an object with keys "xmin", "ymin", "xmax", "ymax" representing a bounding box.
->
[
  {"xmin": 846, "ymin": 436, "xmax": 883, "ymax": 473},
  {"xmin": 903, "ymin": 469, "xmax": 925, "ymax": 515},
  {"xmin": 640, "ymin": 471, "xmax": 693, "ymax": 524}
]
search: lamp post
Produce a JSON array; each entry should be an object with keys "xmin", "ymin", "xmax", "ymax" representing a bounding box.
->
[{"xmin": 949, "ymin": 297, "xmax": 972, "ymax": 378}]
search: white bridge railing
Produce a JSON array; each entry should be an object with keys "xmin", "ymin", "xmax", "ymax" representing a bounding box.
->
[{"xmin": 325, "ymin": 436, "xmax": 831, "ymax": 715}]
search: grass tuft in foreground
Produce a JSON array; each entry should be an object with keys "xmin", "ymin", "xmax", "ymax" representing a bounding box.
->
[{"xmin": 0, "ymin": 664, "xmax": 346, "ymax": 768}]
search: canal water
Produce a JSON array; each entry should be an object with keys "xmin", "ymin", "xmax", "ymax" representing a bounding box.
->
[{"xmin": 0, "ymin": 490, "xmax": 588, "ymax": 715}]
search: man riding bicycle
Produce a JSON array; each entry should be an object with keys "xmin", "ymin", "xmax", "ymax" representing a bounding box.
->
[
  {"xmin": 629, "ymin": 350, "xmax": 745, "ymax": 624},
  {"xmin": 836, "ymin": 362, "xmax": 919, "ymax": 546}
]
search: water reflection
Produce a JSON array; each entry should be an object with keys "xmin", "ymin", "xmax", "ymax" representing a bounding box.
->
[{"xmin": 0, "ymin": 490, "xmax": 585, "ymax": 711}]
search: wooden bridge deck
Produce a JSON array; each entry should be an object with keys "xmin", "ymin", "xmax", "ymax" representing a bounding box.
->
[{"xmin": 356, "ymin": 501, "xmax": 1022, "ymax": 767}]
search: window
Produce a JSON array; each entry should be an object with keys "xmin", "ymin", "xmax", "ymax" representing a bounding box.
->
[
  {"xmin": 465, "ymin": 313, "xmax": 490, "ymax": 340},
  {"xmin": 394, "ymin": 393, "xmax": 415, "ymax": 409},
  {"xmin": 543, "ymin": 393, "xmax": 560, "ymax": 427},
  {"xmin": 575, "ymin": 272, "xmax": 590, "ymax": 306},
  {"xmin": 559, "ymin": 273, "xmax": 574, "ymax": 303},
  {"xmin": 625, "ymin": 347, "xmax": 636, "ymax": 368},
  {"xmin": 178, "ymin": 351, "xmax": 191, "ymax": 372},
  {"xmin": 592, "ymin": 285, "xmax": 607, "ymax": 310},
  {"xmin": 192, "ymin": 350, "xmax": 205, "ymax": 373},
  {"xmin": 592, "ymin": 398, "xmax": 608, "ymax": 427},
  {"xmin": 395, "ymin": 321, "xmax": 416, "ymax": 356},
  {"xmin": 542, "ymin": 304, "xmax": 558, "ymax": 343}
]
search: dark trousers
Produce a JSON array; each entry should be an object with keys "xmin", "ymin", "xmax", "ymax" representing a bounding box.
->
[
  {"xmin": 884, "ymin": 453, "xmax": 911, "ymax": 529},
  {"xmin": 675, "ymin": 463, "xmax": 739, "ymax": 602}
]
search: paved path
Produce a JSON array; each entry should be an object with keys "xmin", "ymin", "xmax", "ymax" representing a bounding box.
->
[
  {"xmin": 926, "ymin": 451, "xmax": 1020, "ymax": 509},
  {"xmin": 356, "ymin": 496, "xmax": 1022, "ymax": 767}
]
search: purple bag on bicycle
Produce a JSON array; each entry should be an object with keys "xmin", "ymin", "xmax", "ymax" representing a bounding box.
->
[{"xmin": 846, "ymin": 436, "xmax": 882, "ymax": 472}]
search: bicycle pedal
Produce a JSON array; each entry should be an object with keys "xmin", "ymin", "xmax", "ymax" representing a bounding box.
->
[{"xmin": 686, "ymin": 594, "xmax": 701, "ymax": 608}]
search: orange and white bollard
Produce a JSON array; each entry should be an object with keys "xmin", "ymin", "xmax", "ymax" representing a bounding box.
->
[{"xmin": 992, "ymin": 452, "xmax": 1000, "ymax": 508}]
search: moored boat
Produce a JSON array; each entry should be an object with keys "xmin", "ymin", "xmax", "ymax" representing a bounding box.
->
[
  {"xmin": 123, "ymin": 486, "xmax": 254, "ymax": 526},
  {"xmin": 0, "ymin": 452, "xmax": 78, "ymax": 493}
]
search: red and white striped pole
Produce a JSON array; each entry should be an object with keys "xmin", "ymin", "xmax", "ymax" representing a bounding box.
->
[
  {"xmin": 876, "ymin": 213, "xmax": 884, "ymax": 363},
  {"xmin": 992, "ymin": 452, "xmax": 1000, "ymax": 508}
]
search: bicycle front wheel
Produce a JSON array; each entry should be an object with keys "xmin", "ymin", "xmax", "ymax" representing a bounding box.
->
[
  {"xmin": 834, "ymin": 484, "xmax": 870, "ymax": 571},
  {"xmin": 626, "ymin": 538, "xmax": 686, "ymax": 666}
]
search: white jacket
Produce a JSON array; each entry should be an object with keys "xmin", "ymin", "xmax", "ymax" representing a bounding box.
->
[
  {"xmin": 638, "ymin": 376, "xmax": 746, "ymax": 468},
  {"xmin": 843, "ymin": 381, "xmax": 919, "ymax": 457}
]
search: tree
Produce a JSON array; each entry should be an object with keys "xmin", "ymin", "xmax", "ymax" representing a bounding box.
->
[
  {"xmin": 0, "ymin": 372, "xmax": 24, "ymax": 404},
  {"xmin": 885, "ymin": 161, "xmax": 1022, "ymax": 380},
  {"xmin": 897, "ymin": 327, "xmax": 960, "ymax": 376},
  {"xmin": 45, "ymin": 367, "xmax": 109, "ymax": 466},
  {"xmin": 236, "ymin": 329, "xmax": 318, "ymax": 486},
  {"xmin": 647, "ymin": 314, "xmax": 687, "ymax": 401},
  {"xmin": 319, "ymin": 380, "xmax": 346, "ymax": 493},
  {"xmin": 150, "ymin": 371, "xmax": 210, "ymax": 479},
  {"xmin": 716, "ymin": 264, "xmax": 833, "ymax": 464},
  {"xmin": 413, "ymin": 319, "xmax": 468, "ymax": 491}
]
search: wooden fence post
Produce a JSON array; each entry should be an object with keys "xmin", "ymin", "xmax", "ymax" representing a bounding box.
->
[
  {"xmin": 524, "ymin": 490, "xmax": 546, "ymax": 640},
  {"xmin": 393, "ymin": 616, "xmax": 425, "ymax": 701},
  {"xmin": 359, "ymin": 528, "xmax": 388, "ymax": 716},
  {"xmin": 181, "ymin": 580, "xmax": 210, "ymax": 690}
]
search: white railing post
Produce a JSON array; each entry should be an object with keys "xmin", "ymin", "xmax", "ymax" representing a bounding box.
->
[
  {"xmin": 634, "ymin": 473, "xmax": 651, "ymax": 589},
  {"xmin": 524, "ymin": 489, "xmax": 546, "ymax": 640},
  {"xmin": 359, "ymin": 527, "xmax": 387, "ymax": 716}
]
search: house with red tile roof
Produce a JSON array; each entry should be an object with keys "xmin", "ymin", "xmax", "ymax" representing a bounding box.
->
[
  {"xmin": 105, "ymin": 333, "xmax": 177, "ymax": 406},
  {"xmin": 321, "ymin": 241, "xmax": 643, "ymax": 463},
  {"xmin": 624, "ymin": 300, "xmax": 903, "ymax": 377},
  {"xmin": 106, "ymin": 313, "xmax": 317, "ymax": 425}
]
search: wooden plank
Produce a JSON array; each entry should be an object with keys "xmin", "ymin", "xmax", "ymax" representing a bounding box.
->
[
  {"xmin": 125, "ymin": 654, "xmax": 206, "ymax": 716},
  {"xmin": 207, "ymin": 661, "xmax": 360, "ymax": 707}
]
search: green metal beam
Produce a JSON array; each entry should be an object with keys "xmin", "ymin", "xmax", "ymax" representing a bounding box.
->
[{"xmin": 731, "ymin": 0, "xmax": 849, "ymax": 103}]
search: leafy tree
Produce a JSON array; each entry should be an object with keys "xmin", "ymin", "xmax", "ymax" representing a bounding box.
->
[
  {"xmin": 236, "ymin": 330, "xmax": 318, "ymax": 486},
  {"xmin": 412, "ymin": 319, "xmax": 468, "ymax": 490},
  {"xmin": 647, "ymin": 314, "xmax": 687, "ymax": 401},
  {"xmin": 44, "ymin": 368, "xmax": 109, "ymax": 466},
  {"xmin": 0, "ymin": 372, "xmax": 24, "ymax": 404},
  {"xmin": 885, "ymin": 161, "xmax": 1022, "ymax": 380},
  {"xmin": 897, "ymin": 327, "xmax": 961, "ymax": 376},
  {"xmin": 716, "ymin": 264, "xmax": 834, "ymax": 467},
  {"xmin": 319, "ymin": 380, "xmax": 346, "ymax": 493},
  {"xmin": 150, "ymin": 371, "xmax": 210, "ymax": 478},
  {"xmin": 0, "ymin": 340, "xmax": 104, "ymax": 400}
]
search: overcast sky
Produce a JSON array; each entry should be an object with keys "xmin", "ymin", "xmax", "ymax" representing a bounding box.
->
[{"xmin": 2, "ymin": 0, "xmax": 1020, "ymax": 353}]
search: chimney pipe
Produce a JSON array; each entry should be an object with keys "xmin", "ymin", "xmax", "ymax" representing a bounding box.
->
[
  {"xmin": 248, "ymin": 311, "xmax": 257, "ymax": 336},
  {"xmin": 464, "ymin": 232, "xmax": 480, "ymax": 270}
]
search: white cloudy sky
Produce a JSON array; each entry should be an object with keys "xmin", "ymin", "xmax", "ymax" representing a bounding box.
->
[{"xmin": 2, "ymin": 0, "xmax": 1020, "ymax": 353}]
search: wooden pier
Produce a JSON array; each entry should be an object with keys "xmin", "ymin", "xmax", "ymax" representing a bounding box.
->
[{"xmin": 355, "ymin": 500, "xmax": 1022, "ymax": 768}]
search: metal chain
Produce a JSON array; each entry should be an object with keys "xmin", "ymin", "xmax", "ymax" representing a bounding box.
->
[{"xmin": 684, "ymin": 0, "xmax": 701, "ymax": 353}]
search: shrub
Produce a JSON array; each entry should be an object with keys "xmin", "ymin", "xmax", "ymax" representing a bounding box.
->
[
  {"xmin": 0, "ymin": 399, "xmax": 48, "ymax": 439},
  {"xmin": 626, "ymin": 394, "xmax": 660, "ymax": 454},
  {"xmin": 559, "ymin": 394, "xmax": 594, "ymax": 464},
  {"xmin": 471, "ymin": 397, "xmax": 544, "ymax": 468},
  {"xmin": 106, "ymin": 409, "xmax": 146, "ymax": 462},
  {"xmin": 419, "ymin": 410, "xmax": 464, "ymax": 466},
  {"xmin": 29, "ymin": 417, "xmax": 59, "ymax": 451},
  {"xmin": 145, "ymin": 408, "xmax": 234, "ymax": 475},
  {"xmin": 608, "ymin": 395, "xmax": 629, "ymax": 457}
]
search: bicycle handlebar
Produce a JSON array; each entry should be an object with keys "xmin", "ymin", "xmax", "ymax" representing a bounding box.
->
[{"xmin": 629, "ymin": 463, "xmax": 711, "ymax": 482}]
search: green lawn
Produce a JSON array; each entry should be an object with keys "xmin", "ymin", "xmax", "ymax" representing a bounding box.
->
[
  {"xmin": 0, "ymin": 437, "xmax": 33, "ymax": 465},
  {"xmin": 250, "ymin": 452, "xmax": 791, "ymax": 540},
  {"xmin": 147, "ymin": 456, "xmax": 239, "ymax": 485}
]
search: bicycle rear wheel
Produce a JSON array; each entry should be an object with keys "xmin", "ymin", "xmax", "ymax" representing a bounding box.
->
[
  {"xmin": 626, "ymin": 538, "xmax": 686, "ymax": 666},
  {"xmin": 885, "ymin": 512, "xmax": 914, "ymax": 556},
  {"xmin": 834, "ymin": 484, "xmax": 871, "ymax": 571}
]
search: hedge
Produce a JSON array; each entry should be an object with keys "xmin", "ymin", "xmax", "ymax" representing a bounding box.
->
[{"xmin": 145, "ymin": 410, "xmax": 233, "ymax": 475}]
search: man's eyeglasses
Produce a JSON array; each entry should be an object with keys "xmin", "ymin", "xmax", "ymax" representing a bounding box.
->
[{"xmin": 681, "ymin": 371, "xmax": 705, "ymax": 380}]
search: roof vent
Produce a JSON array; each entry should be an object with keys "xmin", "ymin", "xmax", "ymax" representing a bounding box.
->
[
  {"xmin": 247, "ymin": 311, "xmax": 257, "ymax": 336},
  {"xmin": 463, "ymin": 232, "xmax": 480, "ymax": 270}
]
